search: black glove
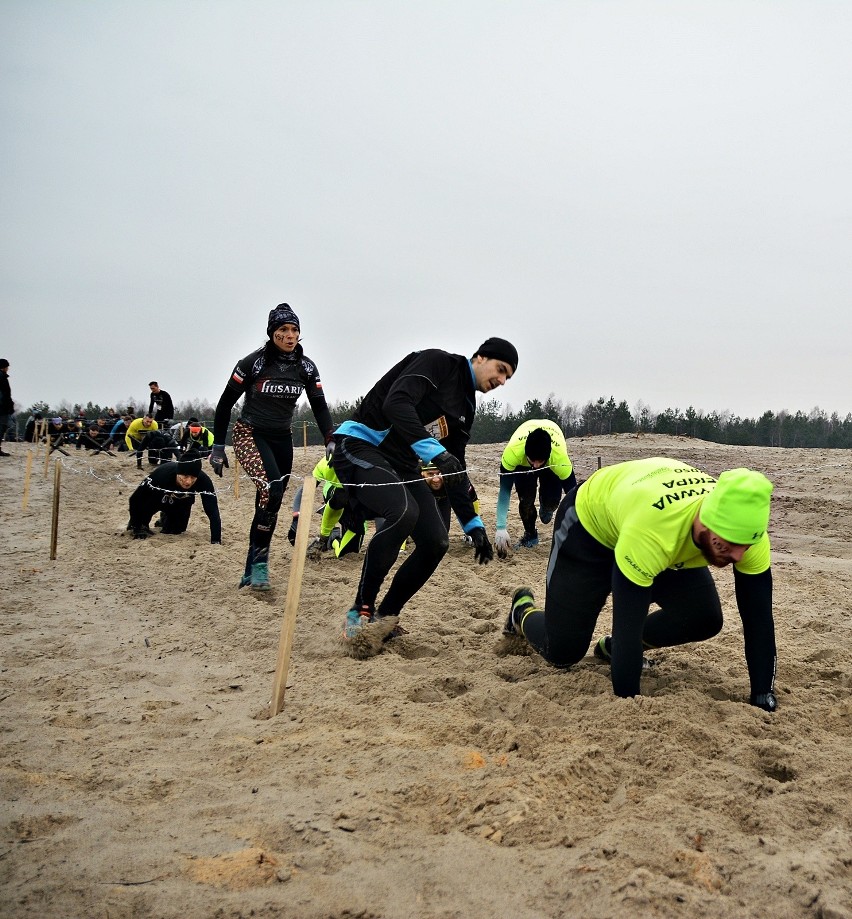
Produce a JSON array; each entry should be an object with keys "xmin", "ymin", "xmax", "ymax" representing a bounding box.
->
[
  {"xmin": 325, "ymin": 437, "xmax": 336, "ymax": 463},
  {"xmin": 750, "ymin": 691, "xmax": 777, "ymax": 712},
  {"xmin": 209, "ymin": 444, "xmax": 229, "ymax": 478},
  {"xmin": 432, "ymin": 450, "xmax": 464, "ymax": 481},
  {"xmin": 469, "ymin": 527, "xmax": 493, "ymax": 565},
  {"xmin": 287, "ymin": 513, "xmax": 299, "ymax": 546}
]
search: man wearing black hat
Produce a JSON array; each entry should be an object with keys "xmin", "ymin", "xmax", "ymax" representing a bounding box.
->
[
  {"xmin": 127, "ymin": 451, "xmax": 221, "ymax": 543},
  {"xmin": 332, "ymin": 337, "xmax": 518, "ymax": 648}
]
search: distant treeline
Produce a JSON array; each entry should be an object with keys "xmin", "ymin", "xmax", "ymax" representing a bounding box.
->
[{"xmin": 24, "ymin": 394, "xmax": 852, "ymax": 449}]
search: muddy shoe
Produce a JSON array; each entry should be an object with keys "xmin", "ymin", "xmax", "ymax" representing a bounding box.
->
[{"xmin": 342, "ymin": 605, "xmax": 374, "ymax": 640}]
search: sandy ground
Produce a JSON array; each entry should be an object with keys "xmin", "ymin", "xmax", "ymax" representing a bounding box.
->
[{"xmin": 1, "ymin": 433, "xmax": 851, "ymax": 919}]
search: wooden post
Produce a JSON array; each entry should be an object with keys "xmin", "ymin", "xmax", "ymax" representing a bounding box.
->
[
  {"xmin": 43, "ymin": 438, "xmax": 52, "ymax": 478},
  {"xmin": 597, "ymin": 456, "xmax": 602, "ymax": 470},
  {"xmin": 49, "ymin": 459, "xmax": 61, "ymax": 560},
  {"xmin": 233, "ymin": 452, "xmax": 240, "ymax": 499},
  {"xmin": 22, "ymin": 451, "xmax": 34, "ymax": 510},
  {"xmin": 303, "ymin": 420, "xmax": 308, "ymax": 455},
  {"xmin": 268, "ymin": 479, "xmax": 315, "ymax": 716}
]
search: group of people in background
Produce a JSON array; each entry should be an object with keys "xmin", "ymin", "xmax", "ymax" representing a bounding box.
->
[{"xmin": 1, "ymin": 300, "xmax": 781, "ymax": 713}]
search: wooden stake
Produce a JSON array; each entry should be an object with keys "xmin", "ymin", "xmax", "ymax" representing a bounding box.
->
[
  {"xmin": 49, "ymin": 459, "xmax": 61, "ymax": 560},
  {"xmin": 43, "ymin": 438, "xmax": 52, "ymax": 478},
  {"xmin": 233, "ymin": 452, "xmax": 240, "ymax": 499},
  {"xmin": 303, "ymin": 420, "xmax": 308, "ymax": 454},
  {"xmin": 268, "ymin": 479, "xmax": 315, "ymax": 716},
  {"xmin": 22, "ymin": 451, "xmax": 33, "ymax": 510}
]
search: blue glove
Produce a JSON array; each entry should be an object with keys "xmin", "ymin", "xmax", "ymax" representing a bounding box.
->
[{"xmin": 209, "ymin": 444, "xmax": 229, "ymax": 477}]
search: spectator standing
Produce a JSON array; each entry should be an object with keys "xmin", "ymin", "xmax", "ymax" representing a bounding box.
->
[
  {"xmin": 148, "ymin": 382, "xmax": 174, "ymax": 425},
  {"xmin": 0, "ymin": 360, "xmax": 13, "ymax": 456}
]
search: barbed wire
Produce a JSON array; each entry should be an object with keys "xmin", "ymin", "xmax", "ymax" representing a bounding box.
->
[{"xmin": 6, "ymin": 444, "xmax": 851, "ymax": 506}]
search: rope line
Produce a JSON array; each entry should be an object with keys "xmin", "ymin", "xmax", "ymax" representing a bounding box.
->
[{"xmin": 7, "ymin": 447, "xmax": 851, "ymax": 502}]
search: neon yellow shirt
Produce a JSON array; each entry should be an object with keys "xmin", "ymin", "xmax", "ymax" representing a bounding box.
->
[
  {"xmin": 496, "ymin": 419, "xmax": 574, "ymax": 529},
  {"xmin": 500, "ymin": 419, "xmax": 573, "ymax": 478},
  {"xmin": 125, "ymin": 418, "xmax": 159, "ymax": 449},
  {"xmin": 575, "ymin": 457, "xmax": 771, "ymax": 587}
]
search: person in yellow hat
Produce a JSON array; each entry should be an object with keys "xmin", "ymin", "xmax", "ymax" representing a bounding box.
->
[{"xmin": 505, "ymin": 457, "xmax": 778, "ymax": 711}]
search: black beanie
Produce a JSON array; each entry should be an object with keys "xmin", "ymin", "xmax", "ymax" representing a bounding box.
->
[
  {"xmin": 177, "ymin": 450, "xmax": 202, "ymax": 477},
  {"xmin": 476, "ymin": 337, "xmax": 518, "ymax": 373},
  {"xmin": 525, "ymin": 427, "xmax": 552, "ymax": 463},
  {"xmin": 267, "ymin": 303, "xmax": 301, "ymax": 337}
]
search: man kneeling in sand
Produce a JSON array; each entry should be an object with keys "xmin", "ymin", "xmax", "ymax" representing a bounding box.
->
[
  {"xmin": 505, "ymin": 458, "xmax": 778, "ymax": 712},
  {"xmin": 128, "ymin": 450, "xmax": 222, "ymax": 544}
]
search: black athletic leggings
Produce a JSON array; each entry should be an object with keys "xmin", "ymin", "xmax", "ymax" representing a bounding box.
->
[
  {"xmin": 522, "ymin": 489, "xmax": 724, "ymax": 680},
  {"xmin": 334, "ymin": 436, "xmax": 449, "ymax": 617}
]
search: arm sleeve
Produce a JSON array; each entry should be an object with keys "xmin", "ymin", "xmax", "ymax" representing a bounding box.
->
[
  {"xmin": 213, "ymin": 385, "xmax": 241, "ymax": 444},
  {"xmin": 734, "ymin": 567, "xmax": 776, "ymax": 697},
  {"xmin": 163, "ymin": 394, "xmax": 174, "ymax": 417},
  {"xmin": 610, "ymin": 566, "xmax": 653, "ymax": 697},
  {"xmin": 495, "ymin": 467, "xmax": 515, "ymax": 529},
  {"xmin": 199, "ymin": 481, "xmax": 222, "ymax": 543},
  {"xmin": 307, "ymin": 390, "xmax": 334, "ymax": 442}
]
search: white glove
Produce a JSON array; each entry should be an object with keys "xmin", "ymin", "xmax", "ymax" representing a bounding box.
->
[{"xmin": 495, "ymin": 528, "xmax": 511, "ymax": 559}]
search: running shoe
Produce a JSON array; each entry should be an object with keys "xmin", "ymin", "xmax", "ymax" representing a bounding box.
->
[
  {"xmin": 593, "ymin": 634, "xmax": 655, "ymax": 670},
  {"xmin": 593, "ymin": 635, "xmax": 612, "ymax": 661},
  {"xmin": 342, "ymin": 605, "xmax": 375, "ymax": 641},
  {"xmin": 250, "ymin": 562, "xmax": 271, "ymax": 591},
  {"xmin": 504, "ymin": 587, "xmax": 536, "ymax": 635},
  {"xmin": 515, "ymin": 530, "xmax": 539, "ymax": 549}
]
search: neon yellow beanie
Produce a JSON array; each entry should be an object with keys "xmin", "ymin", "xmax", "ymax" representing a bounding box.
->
[{"xmin": 699, "ymin": 468, "xmax": 774, "ymax": 544}]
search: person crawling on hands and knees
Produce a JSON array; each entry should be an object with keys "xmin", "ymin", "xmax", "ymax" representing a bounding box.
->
[{"xmin": 506, "ymin": 460, "xmax": 778, "ymax": 712}]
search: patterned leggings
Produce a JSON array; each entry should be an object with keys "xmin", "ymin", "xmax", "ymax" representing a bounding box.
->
[{"xmin": 232, "ymin": 420, "xmax": 293, "ymax": 549}]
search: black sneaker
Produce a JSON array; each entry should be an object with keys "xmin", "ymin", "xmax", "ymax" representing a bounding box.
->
[
  {"xmin": 515, "ymin": 530, "xmax": 539, "ymax": 549},
  {"xmin": 593, "ymin": 635, "xmax": 612, "ymax": 662},
  {"xmin": 593, "ymin": 635, "xmax": 655, "ymax": 670},
  {"xmin": 504, "ymin": 587, "xmax": 535, "ymax": 635}
]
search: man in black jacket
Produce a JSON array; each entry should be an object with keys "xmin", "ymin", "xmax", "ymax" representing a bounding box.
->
[
  {"xmin": 332, "ymin": 337, "xmax": 518, "ymax": 645},
  {"xmin": 148, "ymin": 382, "xmax": 174, "ymax": 425},
  {"xmin": 0, "ymin": 359, "xmax": 13, "ymax": 456},
  {"xmin": 128, "ymin": 451, "xmax": 221, "ymax": 543}
]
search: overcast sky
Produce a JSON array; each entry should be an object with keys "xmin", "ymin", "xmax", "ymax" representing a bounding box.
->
[{"xmin": 3, "ymin": 1, "xmax": 851, "ymax": 423}]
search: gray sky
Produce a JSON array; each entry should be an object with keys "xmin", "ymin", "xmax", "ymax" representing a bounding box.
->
[{"xmin": 3, "ymin": 1, "xmax": 851, "ymax": 422}]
